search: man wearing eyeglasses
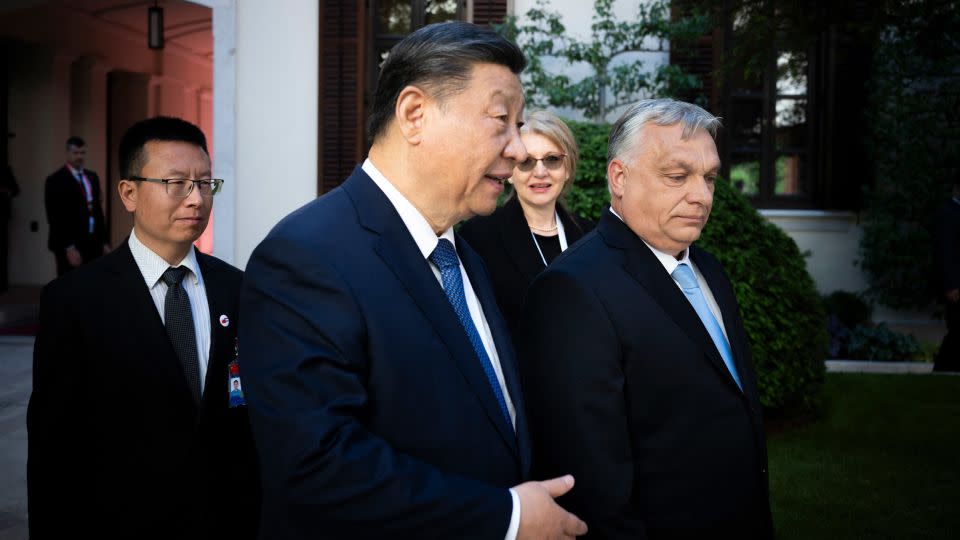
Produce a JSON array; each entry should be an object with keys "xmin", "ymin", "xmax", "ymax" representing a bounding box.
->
[{"xmin": 28, "ymin": 116, "xmax": 260, "ymax": 540}]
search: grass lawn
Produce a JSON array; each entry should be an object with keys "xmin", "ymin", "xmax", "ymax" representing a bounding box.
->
[{"xmin": 769, "ymin": 373, "xmax": 960, "ymax": 539}]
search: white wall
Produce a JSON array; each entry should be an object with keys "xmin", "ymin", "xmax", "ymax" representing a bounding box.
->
[
  {"xmin": 761, "ymin": 210, "xmax": 867, "ymax": 295},
  {"xmin": 6, "ymin": 44, "xmax": 70, "ymax": 283},
  {"xmin": 229, "ymin": 0, "xmax": 318, "ymax": 269}
]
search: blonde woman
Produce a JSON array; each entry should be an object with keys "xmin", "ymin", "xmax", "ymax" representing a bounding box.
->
[{"xmin": 460, "ymin": 110, "xmax": 594, "ymax": 339}]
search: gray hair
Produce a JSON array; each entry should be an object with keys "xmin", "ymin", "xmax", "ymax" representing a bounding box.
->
[{"xmin": 606, "ymin": 98, "xmax": 721, "ymax": 166}]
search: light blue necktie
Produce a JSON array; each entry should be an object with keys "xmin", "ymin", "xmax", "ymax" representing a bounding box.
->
[
  {"xmin": 672, "ymin": 263, "xmax": 742, "ymax": 390},
  {"xmin": 429, "ymin": 239, "xmax": 513, "ymax": 431}
]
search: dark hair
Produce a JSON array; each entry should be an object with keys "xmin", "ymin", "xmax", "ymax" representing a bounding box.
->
[
  {"xmin": 367, "ymin": 21, "xmax": 526, "ymax": 144},
  {"xmin": 118, "ymin": 116, "xmax": 208, "ymax": 178},
  {"xmin": 66, "ymin": 136, "xmax": 85, "ymax": 149}
]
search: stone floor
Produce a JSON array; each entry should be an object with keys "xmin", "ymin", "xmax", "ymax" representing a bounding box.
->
[
  {"xmin": 0, "ymin": 336, "xmax": 33, "ymax": 540},
  {"xmin": 0, "ymin": 287, "xmax": 40, "ymax": 336}
]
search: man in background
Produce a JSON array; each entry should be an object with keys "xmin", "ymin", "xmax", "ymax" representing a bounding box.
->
[
  {"xmin": 44, "ymin": 136, "xmax": 109, "ymax": 275},
  {"xmin": 933, "ymin": 180, "xmax": 960, "ymax": 372}
]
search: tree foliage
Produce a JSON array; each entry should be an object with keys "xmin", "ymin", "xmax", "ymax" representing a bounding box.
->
[
  {"xmin": 495, "ymin": 0, "xmax": 711, "ymax": 121},
  {"xmin": 858, "ymin": 0, "xmax": 960, "ymax": 309}
]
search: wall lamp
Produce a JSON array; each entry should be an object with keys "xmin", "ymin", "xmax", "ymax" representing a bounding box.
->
[{"xmin": 148, "ymin": 3, "xmax": 164, "ymax": 50}]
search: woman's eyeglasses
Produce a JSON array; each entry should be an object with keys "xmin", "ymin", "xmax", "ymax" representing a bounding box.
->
[{"xmin": 516, "ymin": 154, "xmax": 566, "ymax": 172}]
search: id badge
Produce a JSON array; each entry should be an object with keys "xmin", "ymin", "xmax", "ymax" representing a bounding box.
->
[{"xmin": 228, "ymin": 339, "xmax": 246, "ymax": 408}]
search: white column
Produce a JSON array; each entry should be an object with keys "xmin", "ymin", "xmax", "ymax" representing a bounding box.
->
[
  {"xmin": 204, "ymin": 0, "xmax": 238, "ymax": 265},
  {"xmin": 234, "ymin": 0, "xmax": 319, "ymax": 268},
  {"xmin": 196, "ymin": 0, "xmax": 319, "ymax": 268}
]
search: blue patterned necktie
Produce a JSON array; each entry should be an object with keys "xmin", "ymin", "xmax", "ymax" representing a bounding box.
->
[
  {"xmin": 429, "ymin": 239, "xmax": 513, "ymax": 431},
  {"xmin": 672, "ymin": 263, "xmax": 743, "ymax": 390}
]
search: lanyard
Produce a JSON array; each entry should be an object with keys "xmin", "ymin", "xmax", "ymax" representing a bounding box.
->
[{"xmin": 530, "ymin": 211, "xmax": 568, "ymax": 267}]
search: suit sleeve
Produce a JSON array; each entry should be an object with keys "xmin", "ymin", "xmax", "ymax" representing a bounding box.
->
[
  {"xmin": 240, "ymin": 234, "xmax": 511, "ymax": 540},
  {"xmin": 519, "ymin": 269, "xmax": 647, "ymax": 540},
  {"xmin": 27, "ymin": 283, "xmax": 91, "ymax": 537}
]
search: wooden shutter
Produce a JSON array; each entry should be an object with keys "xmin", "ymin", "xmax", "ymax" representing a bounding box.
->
[
  {"xmin": 472, "ymin": 0, "xmax": 508, "ymax": 25},
  {"xmin": 319, "ymin": 0, "xmax": 365, "ymax": 194}
]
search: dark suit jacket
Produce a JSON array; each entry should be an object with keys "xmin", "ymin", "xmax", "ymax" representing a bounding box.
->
[
  {"xmin": 239, "ymin": 167, "xmax": 531, "ymax": 540},
  {"xmin": 44, "ymin": 165, "xmax": 107, "ymax": 252},
  {"xmin": 519, "ymin": 211, "xmax": 772, "ymax": 540},
  {"xmin": 933, "ymin": 198, "xmax": 960, "ymax": 295},
  {"xmin": 27, "ymin": 241, "xmax": 260, "ymax": 540},
  {"xmin": 459, "ymin": 196, "xmax": 594, "ymax": 340}
]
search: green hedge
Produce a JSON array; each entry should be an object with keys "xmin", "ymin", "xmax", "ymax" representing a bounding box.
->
[{"xmin": 563, "ymin": 120, "xmax": 828, "ymax": 415}]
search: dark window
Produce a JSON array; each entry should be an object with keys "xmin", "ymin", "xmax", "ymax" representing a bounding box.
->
[
  {"xmin": 366, "ymin": 1, "xmax": 465, "ymax": 137},
  {"xmin": 720, "ymin": 1, "xmax": 816, "ymax": 208},
  {"xmin": 319, "ymin": 1, "xmax": 508, "ymax": 194}
]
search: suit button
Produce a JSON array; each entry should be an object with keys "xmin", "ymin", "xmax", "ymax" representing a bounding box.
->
[{"xmin": 761, "ymin": 467, "xmax": 767, "ymax": 474}]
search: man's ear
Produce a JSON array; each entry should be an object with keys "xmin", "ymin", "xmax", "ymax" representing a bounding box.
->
[
  {"xmin": 607, "ymin": 158, "xmax": 628, "ymax": 199},
  {"xmin": 395, "ymin": 85, "xmax": 428, "ymax": 145},
  {"xmin": 118, "ymin": 180, "xmax": 138, "ymax": 212}
]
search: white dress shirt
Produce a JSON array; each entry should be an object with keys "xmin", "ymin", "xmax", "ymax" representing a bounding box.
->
[
  {"xmin": 128, "ymin": 228, "xmax": 212, "ymax": 393},
  {"xmin": 608, "ymin": 206, "xmax": 728, "ymax": 339},
  {"xmin": 362, "ymin": 159, "xmax": 521, "ymax": 540}
]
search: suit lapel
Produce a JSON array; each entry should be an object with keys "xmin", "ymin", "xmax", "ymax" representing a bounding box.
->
[
  {"xmin": 459, "ymin": 236, "xmax": 529, "ymax": 471},
  {"xmin": 109, "ymin": 241, "xmax": 199, "ymax": 412},
  {"xmin": 197, "ymin": 251, "xmax": 233, "ymax": 417},
  {"xmin": 598, "ymin": 213, "xmax": 743, "ymax": 393},
  {"xmin": 57, "ymin": 167, "xmax": 86, "ymax": 203},
  {"xmin": 690, "ymin": 248, "xmax": 759, "ymax": 399},
  {"xmin": 557, "ymin": 204, "xmax": 587, "ymax": 244},
  {"xmin": 498, "ymin": 197, "xmax": 546, "ymax": 282},
  {"xmin": 343, "ymin": 168, "xmax": 520, "ymax": 456}
]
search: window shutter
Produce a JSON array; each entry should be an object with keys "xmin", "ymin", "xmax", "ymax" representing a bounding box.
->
[
  {"xmin": 319, "ymin": 0, "xmax": 364, "ymax": 194},
  {"xmin": 472, "ymin": 0, "xmax": 508, "ymax": 25}
]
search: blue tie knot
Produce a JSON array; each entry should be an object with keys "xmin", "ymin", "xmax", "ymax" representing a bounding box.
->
[
  {"xmin": 672, "ymin": 263, "xmax": 700, "ymax": 291},
  {"xmin": 430, "ymin": 238, "xmax": 460, "ymax": 270}
]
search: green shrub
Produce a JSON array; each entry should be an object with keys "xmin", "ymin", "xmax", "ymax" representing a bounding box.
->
[
  {"xmin": 822, "ymin": 291, "xmax": 873, "ymax": 358},
  {"xmin": 699, "ymin": 178, "xmax": 828, "ymax": 416},
  {"xmin": 845, "ymin": 323, "xmax": 923, "ymax": 362},
  {"xmin": 822, "ymin": 291, "xmax": 872, "ymax": 330},
  {"xmin": 563, "ymin": 119, "xmax": 828, "ymax": 415},
  {"xmin": 563, "ymin": 120, "xmax": 611, "ymax": 221}
]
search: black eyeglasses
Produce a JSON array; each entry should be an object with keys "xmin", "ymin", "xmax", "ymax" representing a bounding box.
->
[
  {"xmin": 517, "ymin": 154, "xmax": 566, "ymax": 172},
  {"xmin": 128, "ymin": 177, "xmax": 224, "ymax": 198}
]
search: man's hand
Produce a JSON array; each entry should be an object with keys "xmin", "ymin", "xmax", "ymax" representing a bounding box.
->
[
  {"xmin": 103, "ymin": 243, "xmax": 112, "ymax": 255},
  {"xmin": 515, "ymin": 475, "xmax": 588, "ymax": 539},
  {"xmin": 65, "ymin": 246, "xmax": 82, "ymax": 267}
]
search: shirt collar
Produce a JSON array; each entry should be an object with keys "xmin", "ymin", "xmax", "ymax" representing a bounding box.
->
[
  {"xmin": 362, "ymin": 158, "xmax": 455, "ymax": 261},
  {"xmin": 66, "ymin": 163, "xmax": 83, "ymax": 177},
  {"xmin": 128, "ymin": 228, "xmax": 202, "ymax": 289},
  {"xmin": 608, "ymin": 206, "xmax": 690, "ymax": 274}
]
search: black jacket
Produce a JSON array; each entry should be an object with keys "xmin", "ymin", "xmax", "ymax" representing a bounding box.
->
[
  {"xmin": 519, "ymin": 211, "xmax": 773, "ymax": 539},
  {"xmin": 459, "ymin": 196, "xmax": 593, "ymax": 341},
  {"xmin": 27, "ymin": 241, "xmax": 260, "ymax": 540},
  {"xmin": 44, "ymin": 166, "xmax": 107, "ymax": 252}
]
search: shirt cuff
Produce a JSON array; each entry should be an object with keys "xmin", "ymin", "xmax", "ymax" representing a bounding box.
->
[{"xmin": 504, "ymin": 488, "xmax": 521, "ymax": 540}]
